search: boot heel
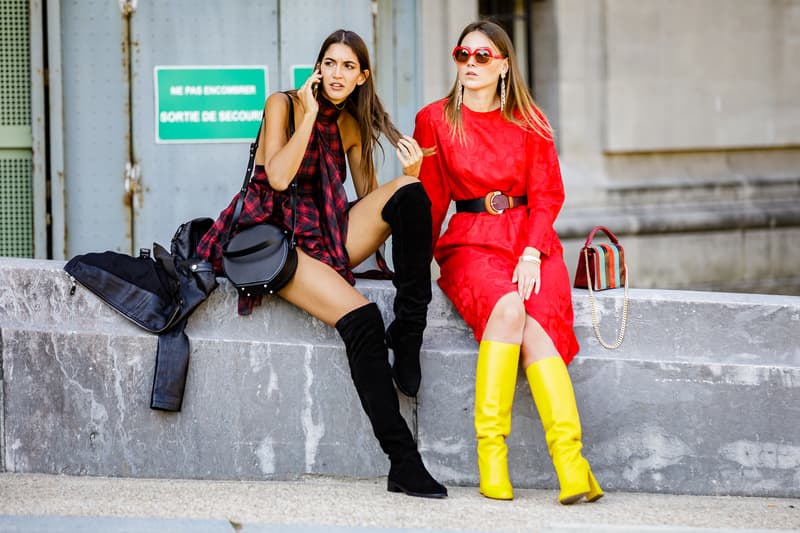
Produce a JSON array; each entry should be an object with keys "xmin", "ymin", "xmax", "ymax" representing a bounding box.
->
[
  {"xmin": 387, "ymin": 479, "xmax": 403, "ymax": 493},
  {"xmin": 586, "ymin": 470, "xmax": 604, "ymax": 502}
]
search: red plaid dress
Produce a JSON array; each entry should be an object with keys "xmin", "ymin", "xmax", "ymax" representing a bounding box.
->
[{"xmin": 197, "ymin": 96, "xmax": 352, "ymax": 314}]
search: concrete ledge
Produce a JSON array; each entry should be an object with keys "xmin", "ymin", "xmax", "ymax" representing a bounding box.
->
[{"xmin": 1, "ymin": 258, "xmax": 798, "ymax": 497}]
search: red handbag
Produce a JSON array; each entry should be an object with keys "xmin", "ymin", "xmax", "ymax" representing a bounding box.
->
[{"xmin": 574, "ymin": 226, "xmax": 629, "ymax": 349}]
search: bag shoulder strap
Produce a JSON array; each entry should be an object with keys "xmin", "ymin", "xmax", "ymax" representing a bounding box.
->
[
  {"xmin": 227, "ymin": 92, "xmax": 297, "ymax": 244},
  {"xmin": 582, "ymin": 225, "xmax": 629, "ymax": 350}
]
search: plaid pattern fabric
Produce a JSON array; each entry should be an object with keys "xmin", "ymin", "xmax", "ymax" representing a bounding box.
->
[{"xmin": 197, "ymin": 97, "xmax": 351, "ymax": 314}]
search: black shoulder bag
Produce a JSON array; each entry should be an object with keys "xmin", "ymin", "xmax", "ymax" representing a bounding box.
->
[{"xmin": 221, "ymin": 92, "xmax": 299, "ymax": 296}]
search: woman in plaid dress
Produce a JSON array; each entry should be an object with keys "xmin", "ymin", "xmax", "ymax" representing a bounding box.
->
[{"xmin": 198, "ymin": 29, "xmax": 445, "ymax": 498}]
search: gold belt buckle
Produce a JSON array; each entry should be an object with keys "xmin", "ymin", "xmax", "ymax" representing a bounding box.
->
[{"xmin": 484, "ymin": 191, "xmax": 506, "ymax": 215}]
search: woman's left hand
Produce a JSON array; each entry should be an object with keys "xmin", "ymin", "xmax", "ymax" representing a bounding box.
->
[
  {"xmin": 512, "ymin": 260, "xmax": 541, "ymax": 300},
  {"xmin": 396, "ymin": 135, "xmax": 423, "ymax": 177}
]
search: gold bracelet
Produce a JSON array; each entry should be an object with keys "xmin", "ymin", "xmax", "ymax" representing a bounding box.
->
[{"xmin": 519, "ymin": 254, "xmax": 541, "ymax": 265}]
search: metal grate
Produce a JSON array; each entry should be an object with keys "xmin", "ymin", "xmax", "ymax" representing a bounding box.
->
[
  {"xmin": 0, "ymin": 157, "xmax": 33, "ymax": 256},
  {"xmin": 1, "ymin": 0, "xmax": 33, "ymax": 257},
  {"xmin": 0, "ymin": 0, "xmax": 30, "ymax": 127}
]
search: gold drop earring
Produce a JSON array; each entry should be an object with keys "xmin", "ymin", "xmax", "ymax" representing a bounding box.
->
[
  {"xmin": 500, "ymin": 72, "xmax": 507, "ymax": 111},
  {"xmin": 456, "ymin": 79, "xmax": 463, "ymax": 110}
]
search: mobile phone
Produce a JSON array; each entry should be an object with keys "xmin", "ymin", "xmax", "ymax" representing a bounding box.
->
[{"xmin": 312, "ymin": 63, "xmax": 320, "ymax": 96}]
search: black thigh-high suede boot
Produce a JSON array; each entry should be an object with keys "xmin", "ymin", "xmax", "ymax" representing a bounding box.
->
[
  {"xmin": 381, "ymin": 182, "xmax": 433, "ymax": 397},
  {"xmin": 336, "ymin": 302, "xmax": 447, "ymax": 498}
]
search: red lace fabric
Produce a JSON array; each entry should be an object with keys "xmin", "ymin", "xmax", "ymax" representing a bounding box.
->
[{"xmin": 414, "ymin": 99, "xmax": 579, "ymax": 364}]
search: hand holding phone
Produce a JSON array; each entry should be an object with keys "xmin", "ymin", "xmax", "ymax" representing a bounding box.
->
[
  {"xmin": 299, "ymin": 66, "xmax": 321, "ymax": 116},
  {"xmin": 311, "ymin": 63, "xmax": 321, "ymax": 96}
]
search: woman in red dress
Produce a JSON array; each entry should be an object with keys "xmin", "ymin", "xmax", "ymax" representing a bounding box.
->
[
  {"xmin": 414, "ymin": 21, "xmax": 602, "ymax": 504},
  {"xmin": 199, "ymin": 30, "xmax": 445, "ymax": 498}
]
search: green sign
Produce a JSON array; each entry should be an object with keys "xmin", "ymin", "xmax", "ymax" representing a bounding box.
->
[
  {"xmin": 154, "ymin": 66, "xmax": 268, "ymax": 143},
  {"xmin": 291, "ymin": 65, "xmax": 314, "ymax": 89}
]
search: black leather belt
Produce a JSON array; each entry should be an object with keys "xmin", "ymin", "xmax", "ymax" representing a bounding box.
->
[{"xmin": 455, "ymin": 191, "xmax": 527, "ymax": 215}]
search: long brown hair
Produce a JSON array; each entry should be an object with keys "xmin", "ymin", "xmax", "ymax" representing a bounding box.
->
[
  {"xmin": 316, "ymin": 29, "xmax": 402, "ymax": 193},
  {"xmin": 444, "ymin": 20, "xmax": 552, "ymax": 143}
]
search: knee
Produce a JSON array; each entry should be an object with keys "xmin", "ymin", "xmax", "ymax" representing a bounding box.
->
[
  {"xmin": 336, "ymin": 302, "xmax": 385, "ymax": 345},
  {"xmin": 382, "ymin": 178, "xmax": 430, "ymax": 223},
  {"xmin": 493, "ymin": 297, "xmax": 527, "ymax": 334}
]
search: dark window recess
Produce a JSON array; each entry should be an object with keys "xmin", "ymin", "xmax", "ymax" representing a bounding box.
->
[{"xmin": 478, "ymin": 0, "xmax": 534, "ymax": 85}]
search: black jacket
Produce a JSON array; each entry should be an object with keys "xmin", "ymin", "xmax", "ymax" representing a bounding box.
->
[{"xmin": 65, "ymin": 218, "xmax": 218, "ymax": 412}]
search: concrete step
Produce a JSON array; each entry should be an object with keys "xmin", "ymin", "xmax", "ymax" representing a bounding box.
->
[
  {"xmin": 1, "ymin": 473, "xmax": 798, "ymax": 532},
  {"xmin": 1, "ymin": 258, "xmax": 798, "ymax": 498}
]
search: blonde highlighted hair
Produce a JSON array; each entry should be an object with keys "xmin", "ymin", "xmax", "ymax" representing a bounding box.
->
[{"xmin": 443, "ymin": 20, "xmax": 552, "ymax": 143}]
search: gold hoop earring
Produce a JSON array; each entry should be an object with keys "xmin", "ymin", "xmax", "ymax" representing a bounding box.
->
[
  {"xmin": 500, "ymin": 73, "xmax": 507, "ymax": 111},
  {"xmin": 456, "ymin": 80, "xmax": 463, "ymax": 110}
]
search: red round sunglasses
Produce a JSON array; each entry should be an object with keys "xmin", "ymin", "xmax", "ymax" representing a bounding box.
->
[{"xmin": 452, "ymin": 46, "xmax": 506, "ymax": 65}]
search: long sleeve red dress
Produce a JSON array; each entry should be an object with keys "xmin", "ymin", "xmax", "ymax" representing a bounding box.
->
[{"xmin": 413, "ymin": 99, "xmax": 579, "ymax": 364}]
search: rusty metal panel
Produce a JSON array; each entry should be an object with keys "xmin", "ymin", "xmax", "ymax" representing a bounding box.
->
[
  {"xmin": 56, "ymin": 0, "xmax": 404, "ymax": 255},
  {"xmin": 278, "ymin": 0, "xmax": 373, "ymax": 87},
  {"xmin": 129, "ymin": 1, "xmax": 374, "ymax": 252},
  {"xmin": 59, "ymin": 0, "xmax": 130, "ymax": 255},
  {"xmin": 129, "ymin": 1, "xmax": 280, "ymax": 252}
]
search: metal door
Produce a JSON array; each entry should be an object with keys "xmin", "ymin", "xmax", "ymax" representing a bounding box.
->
[
  {"xmin": 57, "ymin": 0, "xmax": 408, "ymax": 256},
  {"xmin": 130, "ymin": 0, "xmax": 373, "ymax": 254},
  {"xmin": 59, "ymin": 0, "xmax": 131, "ymax": 255}
]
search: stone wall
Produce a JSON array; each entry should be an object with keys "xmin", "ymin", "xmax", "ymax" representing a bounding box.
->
[{"xmin": 2, "ymin": 258, "xmax": 798, "ymax": 497}]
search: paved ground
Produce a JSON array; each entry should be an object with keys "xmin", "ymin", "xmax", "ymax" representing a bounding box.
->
[{"xmin": 0, "ymin": 473, "xmax": 797, "ymax": 532}]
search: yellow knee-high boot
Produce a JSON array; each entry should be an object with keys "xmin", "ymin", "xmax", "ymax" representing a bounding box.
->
[
  {"xmin": 526, "ymin": 357, "xmax": 603, "ymax": 504},
  {"xmin": 474, "ymin": 340, "xmax": 519, "ymax": 500}
]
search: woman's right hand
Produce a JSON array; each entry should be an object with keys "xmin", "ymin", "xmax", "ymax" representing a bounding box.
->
[{"xmin": 298, "ymin": 68, "xmax": 321, "ymax": 118}]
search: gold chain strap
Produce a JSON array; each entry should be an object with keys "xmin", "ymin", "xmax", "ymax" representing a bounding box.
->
[{"xmin": 584, "ymin": 248, "xmax": 629, "ymax": 349}]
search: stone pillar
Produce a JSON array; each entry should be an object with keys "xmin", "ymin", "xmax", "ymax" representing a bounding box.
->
[
  {"xmin": 419, "ymin": 0, "xmax": 479, "ymax": 105},
  {"xmin": 531, "ymin": 0, "xmax": 800, "ymax": 294}
]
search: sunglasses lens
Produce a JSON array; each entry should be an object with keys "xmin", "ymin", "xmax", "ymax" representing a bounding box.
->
[
  {"xmin": 475, "ymin": 50, "xmax": 492, "ymax": 64},
  {"xmin": 454, "ymin": 49, "xmax": 469, "ymax": 63}
]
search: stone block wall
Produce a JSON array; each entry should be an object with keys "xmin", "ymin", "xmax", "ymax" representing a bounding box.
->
[{"xmin": 1, "ymin": 258, "xmax": 799, "ymax": 497}]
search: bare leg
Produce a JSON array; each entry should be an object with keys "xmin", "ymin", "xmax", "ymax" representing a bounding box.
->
[
  {"xmin": 520, "ymin": 315, "xmax": 561, "ymax": 368},
  {"xmin": 482, "ymin": 292, "xmax": 527, "ymax": 345},
  {"xmin": 345, "ymin": 175, "xmax": 419, "ymax": 264},
  {"xmin": 278, "ymin": 248, "xmax": 368, "ymax": 326}
]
